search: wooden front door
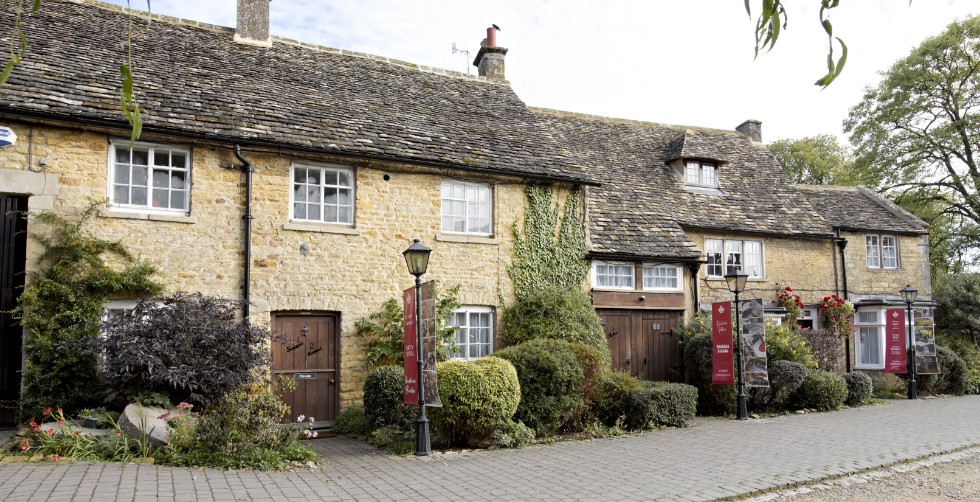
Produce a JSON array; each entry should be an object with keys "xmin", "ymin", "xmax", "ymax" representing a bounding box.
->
[
  {"xmin": 272, "ymin": 313, "xmax": 340, "ymax": 427},
  {"xmin": 0, "ymin": 196, "xmax": 27, "ymax": 425},
  {"xmin": 598, "ymin": 309, "xmax": 684, "ymax": 382}
]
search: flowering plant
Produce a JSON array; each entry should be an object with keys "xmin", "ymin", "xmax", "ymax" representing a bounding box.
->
[
  {"xmin": 819, "ymin": 294, "xmax": 854, "ymax": 337},
  {"xmin": 773, "ymin": 282, "xmax": 805, "ymax": 328},
  {"xmin": 296, "ymin": 414, "xmax": 318, "ymax": 439},
  {"xmin": 158, "ymin": 402, "xmax": 200, "ymax": 452}
]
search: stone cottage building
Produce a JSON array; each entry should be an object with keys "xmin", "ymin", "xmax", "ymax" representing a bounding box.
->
[
  {"xmin": 534, "ymin": 111, "xmax": 932, "ymax": 380},
  {"xmin": 0, "ymin": 0, "xmax": 593, "ymax": 424},
  {"xmin": 0, "ymin": 0, "xmax": 932, "ymax": 422}
]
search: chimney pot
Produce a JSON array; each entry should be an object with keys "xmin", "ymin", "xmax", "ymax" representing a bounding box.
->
[
  {"xmin": 473, "ymin": 26, "xmax": 508, "ymax": 81},
  {"xmin": 235, "ymin": 0, "xmax": 272, "ymax": 47},
  {"xmin": 736, "ymin": 120, "xmax": 762, "ymax": 143}
]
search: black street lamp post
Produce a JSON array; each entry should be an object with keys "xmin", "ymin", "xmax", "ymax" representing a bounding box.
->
[
  {"xmin": 725, "ymin": 271, "xmax": 749, "ymax": 420},
  {"xmin": 899, "ymin": 284, "xmax": 918, "ymax": 400},
  {"xmin": 403, "ymin": 239, "xmax": 432, "ymax": 456}
]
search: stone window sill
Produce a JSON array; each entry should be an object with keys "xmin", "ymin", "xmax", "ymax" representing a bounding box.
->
[
  {"xmin": 104, "ymin": 210, "xmax": 196, "ymax": 224},
  {"xmin": 435, "ymin": 232, "xmax": 499, "ymax": 245},
  {"xmin": 283, "ymin": 221, "xmax": 359, "ymax": 235}
]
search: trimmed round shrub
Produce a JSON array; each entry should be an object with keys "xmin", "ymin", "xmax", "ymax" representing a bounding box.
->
[
  {"xmin": 844, "ymin": 372, "xmax": 874, "ymax": 406},
  {"xmin": 766, "ymin": 360, "xmax": 808, "ymax": 408},
  {"xmin": 682, "ymin": 332, "xmax": 736, "ymax": 416},
  {"xmin": 593, "ymin": 371, "xmax": 651, "ymax": 430},
  {"xmin": 430, "ymin": 358, "xmax": 521, "ymax": 447},
  {"xmin": 647, "ymin": 382, "xmax": 698, "ymax": 428},
  {"xmin": 791, "ymin": 369, "xmax": 847, "ymax": 411},
  {"xmin": 502, "ymin": 287, "xmax": 611, "ymax": 366},
  {"xmin": 492, "ymin": 339, "xmax": 585, "ymax": 436},
  {"xmin": 363, "ymin": 366, "xmax": 414, "ymax": 430}
]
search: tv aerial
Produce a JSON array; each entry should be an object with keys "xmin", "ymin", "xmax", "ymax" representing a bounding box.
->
[{"xmin": 451, "ymin": 42, "xmax": 471, "ymax": 75}]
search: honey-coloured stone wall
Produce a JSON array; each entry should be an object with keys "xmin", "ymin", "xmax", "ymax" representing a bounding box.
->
[{"xmin": 0, "ymin": 122, "xmax": 559, "ymax": 408}]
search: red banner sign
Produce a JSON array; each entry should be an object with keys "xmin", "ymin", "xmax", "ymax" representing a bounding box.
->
[
  {"xmin": 711, "ymin": 301, "xmax": 735, "ymax": 385},
  {"xmin": 403, "ymin": 287, "xmax": 419, "ymax": 405},
  {"xmin": 884, "ymin": 308, "xmax": 907, "ymax": 374}
]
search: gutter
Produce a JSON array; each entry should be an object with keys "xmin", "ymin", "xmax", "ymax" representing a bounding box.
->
[{"xmin": 0, "ymin": 110, "xmax": 600, "ymax": 187}]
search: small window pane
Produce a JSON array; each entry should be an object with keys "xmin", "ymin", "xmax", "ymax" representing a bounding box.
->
[
  {"xmin": 171, "ymin": 153, "xmax": 186, "ymax": 167},
  {"xmin": 131, "ymin": 149, "xmax": 149, "ymax": 166},
  {"xmin": 170, "ymin": 191, "xmax": 185, "ymax": 209},
  {"xmin": 294, "ymin": 203, "xmax": 307, "ymax": 220},
  {"xmin": 114, "ymin": 185, "xmax": 129, "ymax": 204},
  {"xmin": 172, "ymin": 172, "xmax": 185, "ymax": 189},
  {"xmin": 153, "ymin": 171, "xmax": 169, "ymax": 188},
  {"xmin": 133, "ymin": 167, "xmax": 147, "ymax": 186},
  {"xmin": 154, "ymin": 151, "xmax": 169, "ymax": 166},
  {"xmin": 294, "ymin": 168, "xmax": 307, "ymax": 184},
  {"xmin": 325, "ymin": 187, "xmax": 338, "ymax": 205},
  {"xmin": 115, "ymin": 167, "xmax": 130, "ymax": 184},
  {"xmin": 115, "ymin": 148, "xmax": 131, "ymax": 164},
  {"xmin": 338, "ymin": 171, "xmax": 353, "ymax": 187},
  {"xmin": 131, "ymin": 187, "xmax": 147, "ymax": 206}
]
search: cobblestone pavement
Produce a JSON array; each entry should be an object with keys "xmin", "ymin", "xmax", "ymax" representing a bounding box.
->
[{"xmin": 0, "ymin": 396, "xmax": 978, "ymax": 501}]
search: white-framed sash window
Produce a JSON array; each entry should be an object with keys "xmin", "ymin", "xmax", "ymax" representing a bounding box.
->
[
  {"xmin": 441, "ymin": 180, "xmax": 492, "ymax": 235},
  {"xmin": 109, "ymin": 140, "xmax": 191, "ymax": 214},
  {"xmin": 593, "ymin": 261, "xmax": 635, "ymax": 290},
  {"xmin": 291, "ymin": 163, "xmax": 355, "ymax": 225},
  {"xmin": 705, "ymin": 238, "xmax": 764, "ymax": 279},
  {"xmin": 642, "ymin": 264, "xmax": 683, "ymax": 291},
  {"xmin": 449, "ymin": 306, "xmax": 494, "ymax": 360},
  {"xmin": 866, "ymin": 234, "xmax": 899, "ymax": 269},
  {"xmin": 685, "ymin": 160, "xmax": 717, "ymax": 188}
]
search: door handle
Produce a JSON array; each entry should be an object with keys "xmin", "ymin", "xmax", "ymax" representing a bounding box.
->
[{"xmin": 329, "ymin": 379, "xmax": 335, "ymax": 384}]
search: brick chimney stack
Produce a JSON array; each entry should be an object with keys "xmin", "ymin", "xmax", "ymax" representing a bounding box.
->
[
  {"xmin": 473, "ymin": 26, "xmax": 508, "ymax": 81},
  {"xmin": 736, "ymin": 120, "xmax": 762, "ymax": 143},
  {"xmin": 235, "ymin": 0, "xmax": 272, "ymax": 47}
]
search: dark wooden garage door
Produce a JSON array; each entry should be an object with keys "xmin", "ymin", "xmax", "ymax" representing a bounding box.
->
[
  {"xmin": 272, "ymin": 313, "xmax": 339, "ymax": 428},
  {"xmin": 598, "ymin": 309, "xmax": 684, "ymax": 382}
]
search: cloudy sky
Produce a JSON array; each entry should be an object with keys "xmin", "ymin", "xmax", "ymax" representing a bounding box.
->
[{"xmin": 101, "ymin": 0, "xmax": 976, "ymax": 145}]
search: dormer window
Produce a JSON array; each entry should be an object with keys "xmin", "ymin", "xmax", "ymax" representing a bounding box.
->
[{"xmin": 685, "ymin": 160, "xmax": 717, "ymax": 188}]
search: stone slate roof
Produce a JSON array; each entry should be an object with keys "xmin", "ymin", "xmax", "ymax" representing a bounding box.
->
[
  {"xmin": 664, "ymin": 129, "xmax": 730, "ymax": 163},
  {"xmin": 796, "ymin": 185, "xmax": 929, "ymax": 235},
  {"xmin": 0, "ymin": 0, "xmax": 591, "ymax": 184},
  {"xmin": 532, "ymin": 109, "xmax": 834, "ymax": 260}
]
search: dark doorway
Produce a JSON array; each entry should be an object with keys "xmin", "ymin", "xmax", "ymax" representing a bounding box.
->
[
  {"xmin": 0, "ymin": 195, "xmax": 27, "ymax": 425},
  {"xmin": 599, "ymin": 309, "xmax": 684, "ymax": 382},
  {"xmin": 272, "ymin": 313, "xmax": 340, "ymax": 428}
]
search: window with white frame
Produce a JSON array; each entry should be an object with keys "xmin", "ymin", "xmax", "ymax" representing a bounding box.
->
[
  {"xmin": 854, "ymin": 309, "xmax": 884, "ymax": 369},
  {"xmin": 705, "ymin": 239, "xmax": 723, "ymax": 277},
  {"xmin": 642, "ymin": 264, "xmax": 683, "ymax": 291},
  {"xmin": 866, "ymin": 234, "xmax": 899, "ymax": 269},
  {"xmin": 798, "ymin": 308, "xmax": 816, "ymax": 330},
  {"xmin": 705, "ymin": 238, "xmax": 764, "ymax": 279},
  {"xmin": 441, "ymin": 180, "xmax": 492, "ymax": 235},
  {"xmin": 109, "ymin": 141, "xmax": 190, "ymax": 213},
  {"xmin": 291, "ymin": 164, "xmax": 355, "ymax": 225},
  {"xmin": 449, "ymin": 306, "xmax": 494, "ymax": 360},
  {"xmin": 685, "ymin": 160, "xmax": 717, "ymax": 188},
  {"xmin": 593, "ymin": 261, "xmax": 635, "ymax": 289}
]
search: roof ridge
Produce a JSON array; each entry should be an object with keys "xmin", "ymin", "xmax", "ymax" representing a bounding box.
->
[
  {"xmin": 529, "ymin": 106, "xmax": 744, "ymax": 136},
  {"xmin": 796, "ymin": 184, "xmax": 860, "ymax": 191},
  {"xmin": 73, "ymin": 0, "xmax": 502, "ymax": 85}
]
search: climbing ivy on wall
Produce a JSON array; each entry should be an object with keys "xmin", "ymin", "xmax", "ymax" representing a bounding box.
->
[
  {"xmin": 509, "ymin": 184, "xmax": 589, "ymax": 300},
  {"xmin": 13, "ymin": 202, "xmax": 163, "ymax": 420}
]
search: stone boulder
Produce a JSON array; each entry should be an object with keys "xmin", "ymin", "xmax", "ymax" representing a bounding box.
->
[{"xmin": 118, "ymin": 404, "xmax": 170, "ymax": 448}]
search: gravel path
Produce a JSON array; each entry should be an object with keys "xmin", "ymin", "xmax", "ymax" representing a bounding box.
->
[{"xmin": 751, "ymin": 447, "xmax": 980, "ymax": 501}]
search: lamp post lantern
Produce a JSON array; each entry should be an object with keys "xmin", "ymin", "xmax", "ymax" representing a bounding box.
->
[
  {"xmin": 725, "ymin": 271, "xmax": 750, "ymax": 420},
  {"xmin": 899, "ymin": 284, "xmax": 918, "ymax": 400},
  {"xmin": 403, "ymin": 239, "xmax": 432, "ymax": 455}
]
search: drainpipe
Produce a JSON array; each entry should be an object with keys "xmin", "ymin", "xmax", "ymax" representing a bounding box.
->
[
  {"xmin": 688, "ymin": 262, "xmax": 703, "ymax": 313},
  {"xmin": 836, "ymin": 235, "xmax": 850, "ymax": 372},
  {"xmin": 230, "ymin": 145, "xmax": 254, "ymax": 322}
]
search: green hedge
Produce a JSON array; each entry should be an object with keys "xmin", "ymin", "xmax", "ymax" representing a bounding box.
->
[
  {"xmin": 791, "ymin": 369, "xmax": 847, "ymax": 411},
  {"xmin": 430, "ymin": 358, "xmax": 521, "ymax": 447},
  {"xmin": 492, "ymin": 339, "xmax": 584, "ymax": 436},
  {"xmin": 752, "ymin": 360, "xmax": 808, "ymax": 409},
  {"xmin": 648, "ymin": 382, "xmax": 698, "ymax": 428},
  {"xmin": 593, "ymin": 372, "xmax": 697, "ymax": 430},
  {"xmin": 501, "ymin": 287, "xmax": 611, "ymax": 366},
  {"xmin": 922, "ymin": 346, "xmax": 969, "ymax": 396},
  {"xmin": 363, "ymin": 366, "xmax": 414, "ymax": 430}
]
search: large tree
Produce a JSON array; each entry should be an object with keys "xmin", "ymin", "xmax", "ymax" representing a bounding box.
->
[
  {"xmin": 767, "ymin": 134, "xmax": 856, "ymax": 185},
  {"xmin": 845, "ymin": 16, "xmax": 980, "ymax": 249}
]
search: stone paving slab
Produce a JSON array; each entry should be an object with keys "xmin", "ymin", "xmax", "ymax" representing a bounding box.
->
[{"xmin": 0, "ymin": 396, "xmax": 978, "ymax": 501}]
